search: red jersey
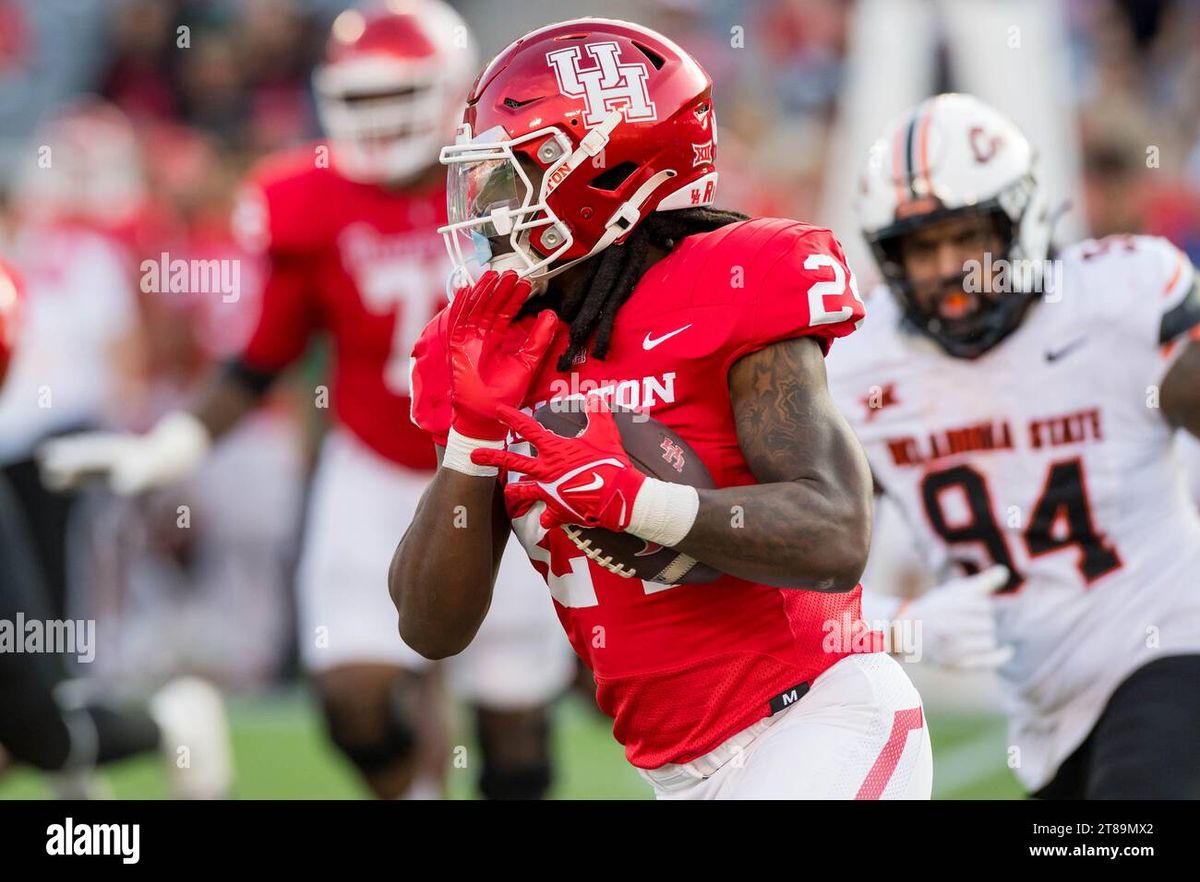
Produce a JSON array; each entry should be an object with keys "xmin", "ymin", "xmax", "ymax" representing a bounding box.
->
[
  {"xmin": 0, "ymin": 258, "xmax": 21, "ymax": 388},
  {"xmin": 411, "ymin": 218, "xmax": 881, "ymax": 768},
  {"xmin": 234, "ymin": 146, "xmax": 448, "ymax": 469}
]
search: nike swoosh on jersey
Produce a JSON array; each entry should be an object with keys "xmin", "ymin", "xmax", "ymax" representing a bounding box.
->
[
  {"xmin": 565, "ymin": 472, "xmax": 605, "ymax": 493},
  {"xmin": 643, "ymin": 324, "xmax": 693, "ymax": 350},
  {"xmin": 1045, "ymin": 337, "xmax": 1088, "ymax": 362}
]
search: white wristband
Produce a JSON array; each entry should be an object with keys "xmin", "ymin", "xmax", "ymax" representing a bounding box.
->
[
  {"xmin": 628, "ymin": 478, "xmax": 699, "ymax": 547},
  {"xmin": 442, "ymin": 427, "xmax": 505, "ymax": 477}
]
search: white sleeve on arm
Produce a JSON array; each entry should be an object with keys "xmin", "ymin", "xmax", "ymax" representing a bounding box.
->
[{"xmin": 1145, "ymin": 238, "xmax": 1199, "ymax": 383}]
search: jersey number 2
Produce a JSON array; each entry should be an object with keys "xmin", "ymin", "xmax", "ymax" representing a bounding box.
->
[{"xmin": 804, "ymin": 253, "xmax": 865, "ymax": 326}]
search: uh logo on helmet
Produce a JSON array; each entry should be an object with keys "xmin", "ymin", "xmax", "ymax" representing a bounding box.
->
[{"xmin": 438, "ymin": 18, "xmax": 719, "ymax": 293}]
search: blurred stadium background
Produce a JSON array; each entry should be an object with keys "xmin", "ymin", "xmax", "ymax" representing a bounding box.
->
[{"xmin": 1, "ymin": 0, "xmax": 1197, "ymax": 799}]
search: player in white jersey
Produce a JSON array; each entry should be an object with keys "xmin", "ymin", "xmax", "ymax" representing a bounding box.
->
[{"xmin": 828, "ymin": 93, "xmax": 1200, "ymax": 798}]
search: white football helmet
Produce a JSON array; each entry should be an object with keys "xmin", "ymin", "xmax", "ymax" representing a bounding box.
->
[
  {"xmin": 856, "ymin": 93, "xmax": 1053, "ymax": 357},
  {"xmin": 314, "ymin": 0, "xmax": 478, "ymax": 184},
  {"xmin": 15, "ymin": 98, "xmax": 145, "ymax": 228}
]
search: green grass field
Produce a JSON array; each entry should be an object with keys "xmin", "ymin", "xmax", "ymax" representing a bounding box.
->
[{"xmin": 0, "ymin": 692, "xmax": 1024, "ymax": 799}]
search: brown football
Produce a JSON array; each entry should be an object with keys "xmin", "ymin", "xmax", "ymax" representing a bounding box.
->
[{"xmin": 532, "ymin": 400, "xmax": 721, "ymax": 585}]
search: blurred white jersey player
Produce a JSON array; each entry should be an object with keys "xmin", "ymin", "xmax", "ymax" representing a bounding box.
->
[
  {"xmin": 829, "ymin": 94, "xmax": 1200, "ymax": 798},
  {"xmin": 41, "ymin": 1, "xmax": 573, "ymax": 800},
  {"xmin": 0, "ymin": 101, "xmax": 144, "ymax": 614}
]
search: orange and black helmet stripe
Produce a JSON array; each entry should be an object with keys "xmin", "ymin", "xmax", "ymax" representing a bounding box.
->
[{"xmin": 894, "ymin": 97, "xmax": 939, "ymax": 205}]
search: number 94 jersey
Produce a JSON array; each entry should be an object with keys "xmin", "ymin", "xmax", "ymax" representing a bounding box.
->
[{"xmin": 827, "ymin": 234, "xmax": 1200, "ymax": 791}]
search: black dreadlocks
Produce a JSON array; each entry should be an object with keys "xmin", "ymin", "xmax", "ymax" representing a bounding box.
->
[{"xmin": 520, "ymin": 207, "xmax": 749, "ymax": 371}]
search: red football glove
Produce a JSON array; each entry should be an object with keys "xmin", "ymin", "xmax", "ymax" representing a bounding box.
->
[
  {"xmin": 471, "ymin": 399, "xmax": 649, "ymax": 531},
  {"xmin": 448, "ymin": 270, "xmax": 558, "ymax": 442}
]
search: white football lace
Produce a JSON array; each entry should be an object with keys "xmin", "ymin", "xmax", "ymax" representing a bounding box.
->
[
  {"xmin": 560, "ymin": 524, "xmax": 700, "ymax": 584},
  {"xmin": 562, "ymin": 525, "xmax": 637, "ymax": 578}
]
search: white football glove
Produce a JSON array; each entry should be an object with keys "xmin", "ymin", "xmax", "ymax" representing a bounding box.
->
[
  {"xmin": 38, "ymin": 411, "xmax": 211, "ymax": 496},
  {"xmin": 883, "ymin": 564, "xmax": 1014, "ymax": 670}
]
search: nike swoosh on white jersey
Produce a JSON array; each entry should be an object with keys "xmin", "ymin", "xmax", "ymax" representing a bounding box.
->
[
  {"xmin": 643, "ymin": 324, "xmax": 693, "ymax": 350},
  {"xmin": 565, "ymin": 472, "xmax": 605, "ymax": 493},
  {"xmin": 1044, "ymin": 336, "xmax": 1088, "ymax": 362}
]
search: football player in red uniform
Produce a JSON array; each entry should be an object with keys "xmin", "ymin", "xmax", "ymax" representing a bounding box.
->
[
  {"xmin": 394, "ymin": 18, "xmax": 933, "ymax": 799},
  {"xmin": 41, "ymin": 1, "xmax": 574, "ymax": 800}
]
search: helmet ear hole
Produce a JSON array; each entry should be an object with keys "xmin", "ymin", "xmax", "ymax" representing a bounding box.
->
[{"xmin": 590, "ymin": 162, "xmax": 639, "ymax": 192}]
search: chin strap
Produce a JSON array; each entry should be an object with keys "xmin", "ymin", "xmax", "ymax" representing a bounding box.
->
[
  {"xmin": 537, "ymin": 167, "xmax": 679, "ymax": 282},
  {"xmin": 547, "ymin": 109, "xmax": 623, "ymax": 193}
]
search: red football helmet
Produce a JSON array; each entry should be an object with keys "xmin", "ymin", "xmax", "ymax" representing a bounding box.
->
[
  {"xmin": 439, "ymin": 17, "xmax": 719, "ymax": 288},
  {"xmin": 314, "ymin": 0, "xmax": 478, "ymax": 184},
  {"xmin": 0, "ymin": 260, "xmax": 22, "ymax": 388}
]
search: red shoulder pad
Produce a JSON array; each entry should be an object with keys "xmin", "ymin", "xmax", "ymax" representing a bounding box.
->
[
  {"xmin": 719, "ymin": 219, "xmax": 866, "ymax": 368},
  {"xmin": 409, "ymin": 305, "xmax": 452, "ymax": 446},
  {"xmin": 232, "ymin": 145, "xmax": 333, "ymax": 256}
]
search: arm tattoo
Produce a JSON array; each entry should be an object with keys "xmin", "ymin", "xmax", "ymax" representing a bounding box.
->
[
  {"xmin": 732, "ymin": 337, "xmax": 828, "ymax": 483},
  {"xmin": 670, "ymin": 336, "xmax": 873, "ymax": 590}
]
